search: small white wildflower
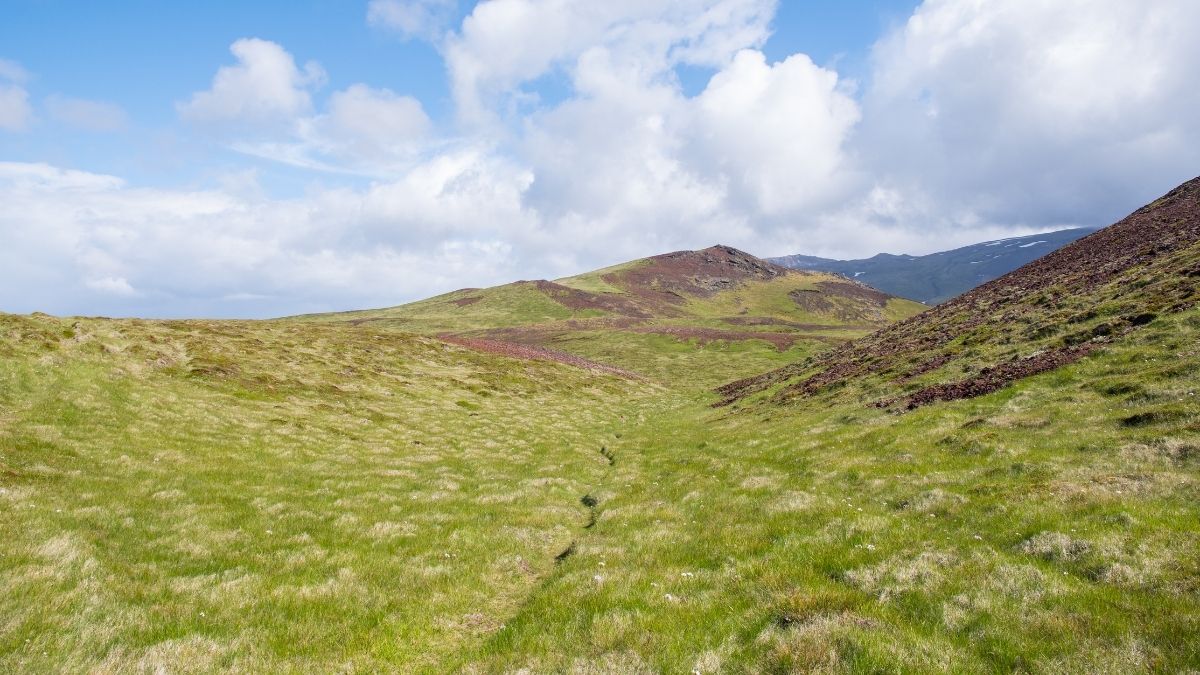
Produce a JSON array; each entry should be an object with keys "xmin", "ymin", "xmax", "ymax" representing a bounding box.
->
[{"xmin": 973, "ymin": 535, "xmax": 982, "ymax": 540}]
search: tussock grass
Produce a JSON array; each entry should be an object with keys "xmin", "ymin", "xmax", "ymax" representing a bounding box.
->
[
  {"xmin": 0, "ymin": 314, "xmax": 654, "ymax": 671},
  {"xmin": 1, "ymin": 304, "xmax": 1197, "ymax": 671}
]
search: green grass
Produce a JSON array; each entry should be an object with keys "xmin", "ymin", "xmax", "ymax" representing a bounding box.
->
[
  {"xmin": 0, "ymin": 315, "xmax": 655, "ymax": 671},
  {"xmin": 458, "ymin": 308, "xmax": 1200, "ymax": 672},
  {"xmin": 303, "ymin": 255, "xmax": 926, "ymax": 339},
  {"xmin": 527, "ymin": 329, "xmax": 826, "ymax": 387},
  {"xmin": 297, "ymin": 281, "xmax": 590, "ymax": 333},
  {"xmin": 554, "ymin": 259, "xmax": 648, "ymax": 295},
  {"xmin": 1, "ymin": 300, "xmax": 1197, "ymax": 671}
]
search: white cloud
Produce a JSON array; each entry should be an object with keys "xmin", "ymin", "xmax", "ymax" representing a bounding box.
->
[
  {"xmin": 321, "ymin": 84, "xmax": 432, "ymax": 158},
  {"xmin": 225, "ymin": 82, "xmax": 434, "ymax": 173},
  {"xmin": 0, "ymin": 59, "xmax": 33, "ymax": 132},
  {"xmin": 692, "ymin": 49, "xmax": 860, "ymax": 215},
  {"xmin": 46, "ymin": 95, "xmax": 129, "ymax": 132},
  {"xmin": 368, "ymin": 0, "xmax": 457, "ymax": 41},
  {"xmin": 0, "ymin": 160, "xmax": 535, "ymax": 317},
  {"xmin": 444, "ymin": 0, "xmax": 776, "ymax": 122},
  {"xmin": 512, "ymin": 45, "xmax": 862, "ymax": 262},
  {"xmin": 859, "ymin": 0, "xmax": 1200, "ymax": 234},
  {"xmin": 181, "ymin": 40, "xmax": 433, "ymax": 173},
  {"xmin": 178, "ymin": 38, "xmax": 325, "ymax": 125}
]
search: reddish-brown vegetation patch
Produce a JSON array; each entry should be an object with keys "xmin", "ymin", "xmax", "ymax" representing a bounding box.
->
[
  {"xmin": 451, "ymin": 296, "xmax": 483, "ymax": 307},
  {"xmin": 608, "ymin": 245, "xmax": 793, "ymax": 306},
  {"xmin": 789, "ymin": 281, "xmax": 892, "ymax": 323},
  {"xmin": 438, "ymin": 334, "xmax": 642, "ymax": 379},
  {"xmin": 817, "ymin": 280, "xmax": 893, "ymax": 306},
  {"xmin": 898, "ymin": 354, "xmax": 954, "ymax": 382},
  {"xmin": 880, "ymin": 344, "xmax": 1099, "ymax": 410},
  {"xmin": 466, "ymin": 317, "xmax": 648, "ymax": 347},
  {"xmin": 627, "ymin": 326, "xmax": 801, "ymax": 350},
  {"xmin": 523, "ymin": 280, "xmax": 654, "ymax": 318}
]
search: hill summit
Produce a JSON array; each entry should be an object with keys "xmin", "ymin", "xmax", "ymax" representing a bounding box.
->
[{"xmin": 299, "ymin": 244, "xmax": 926, "ymax": 383}]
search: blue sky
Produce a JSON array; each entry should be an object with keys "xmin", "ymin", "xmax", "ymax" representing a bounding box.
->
[
  {"xmin": 1, "ymin": 0, "xmax": 917, "ymax": 188},
  {"xmin": 0, "ymin": 0, "xmax": 1197, "ymax": 317}
]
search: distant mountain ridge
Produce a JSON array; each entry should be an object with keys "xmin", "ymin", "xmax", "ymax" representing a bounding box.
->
[{"xmin": 767, "ymin": 227, "xmax": 1097, "ymax": 304}]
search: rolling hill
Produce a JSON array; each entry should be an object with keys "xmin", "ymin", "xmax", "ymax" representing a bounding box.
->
[
  {"xmin": 315, "ymin": 244, "xmax": 922, "ymax": 331},
  {"xmin": 304, "ymin": 244, "xmax": 927, "ymax": 385},
  {"xmin": 2, "ymin": 181, "xmax": 1198, "ymax": 672},
  {"xmin": 768, "ymin": 227, "xmax": 1096, "ymax": 304}
]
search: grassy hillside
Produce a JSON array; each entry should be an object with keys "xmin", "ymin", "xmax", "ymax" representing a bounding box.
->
[
  {"xmin": 464, "ymin": 306, "xmax": 1200, "ymax": 672},
  {"xmin": 720, "ymin": 177, "xmax": 1200, "ymax": 412},
  {"xmin": 0, "ymin": 314, "xmax": 659, "ymax": 671},
  {"xmin": 303, "ymin": 245, "xmax": 925, "ymax": 383},
  {"xmin": 2, "ymin": 181, "xmax": 1198, "ymax": 671}
]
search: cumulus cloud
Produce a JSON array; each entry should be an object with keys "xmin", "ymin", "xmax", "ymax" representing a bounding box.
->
[
  {"xmin": 46, "ymin": 95, "xmax": 129, "ymax": 132},
  {"xmin": 178, "ymin": 38, "xmax": 325, "ymax": 125},
  {"xmin": 368, "ymin": 0, "xmax": 457, "ymax": 41},
  {"xmin": 692, "ymin": 49, "xmax": 860, "ymax": 215},
  {"xmin": 0, "ymin": 59, "xmax": 33, "ymax": 132},
  {"xmin": 859, "ymin": 0, "xmax": 1200, "ymax": 235},
  {"xmin": 229, "ymin": 83, "xmax": 434, "ymax": 173},
  {"xmin": 444, "ymin": 0, "xmax": 776, "ymax": 122},
  {"xmin": 181, "ymin": 40, "xmax": 432, "ymax": 173}
]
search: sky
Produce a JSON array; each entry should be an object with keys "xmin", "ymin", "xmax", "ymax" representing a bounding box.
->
[{"xmin": 1, "ymin": 0, "xmax": 1197, "ymax": 318}]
